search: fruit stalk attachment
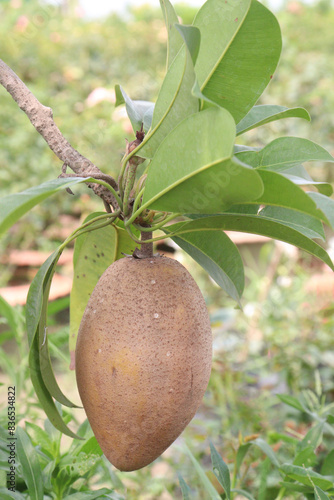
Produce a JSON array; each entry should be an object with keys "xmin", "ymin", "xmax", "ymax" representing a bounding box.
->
[{"xmin": 133, "ymin": 229, "xmax": 154, "ymax": 259}]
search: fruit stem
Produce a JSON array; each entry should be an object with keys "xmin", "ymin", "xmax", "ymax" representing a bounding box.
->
[
  {"xmin": 123, "ymin": 162, "xmax": 138, "ymax": 217},
  {"xmin": 132, "ymin": 186, "xmax": 145, "ymax": 219},
  {"xmin": 130, "ymin": 227, "xmax": 154, "ymax": 258},
  {"xmin": 137, "ymin": 230, "xmax": 154, "ymax": 258}
]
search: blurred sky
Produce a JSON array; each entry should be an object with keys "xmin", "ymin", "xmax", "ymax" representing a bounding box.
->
[
  {"xmin": 79, "ymin": 0, "xmax": 318, "ymax": 18},
  {"xmin": 79, "ymin": 0, "xmax": 290, "ymax": 18},
  {"xmin": 80, "ymin": 0, "xmax": 201, "ymax": 18}
]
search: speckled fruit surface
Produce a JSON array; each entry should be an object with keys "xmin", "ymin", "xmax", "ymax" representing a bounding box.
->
[{"xmin": 75, "ymin": 255, "xmax": 212, "ymax": 471}]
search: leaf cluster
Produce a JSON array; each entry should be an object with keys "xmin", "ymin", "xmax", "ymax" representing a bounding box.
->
[
  {"xmin": 178, "ymin": 391, "xmax": 334, "ymax": 500},
  {"xmin": 0, "ymin": 386, "xmax": 333, "ymax": 499},
  {"xmin": 0, "ymin": 416, "xmax": 123, "ymax": 499}
]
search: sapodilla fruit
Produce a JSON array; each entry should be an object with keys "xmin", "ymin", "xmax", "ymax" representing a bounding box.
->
[{"xmin": 75, "ymin": 254, "xmax": 212, "ymax": 471}]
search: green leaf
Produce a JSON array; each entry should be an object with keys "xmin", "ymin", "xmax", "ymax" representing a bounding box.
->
[
  {"xmin": 47, "ymin": 295, "xmax": 70, "ymax": 317},
  {"xmin": 258, "ymin": 206, "xmax": 325, "ymax": 241},
  {"xmin": 0, "ymin": 425, "xmax": 9, "ymax": 445},
  {"xmin": 0, "ymin": 296, "xmax": 20, "ymax": 336},
  {"xmin": 194, "ymin": 0, "xmax": 281, "ymax": 123},
  {"xmin": 147, "ymin": 156, "xmax": 264, "ymax": 214},
  {"xmin": 44, "ymin": 414, "xmax": 63, "ymax": 442},
  {"xmin": 277, "ymin": 394, "xmax": 307, "ymax": 412},
  {"xmin": 142, "ymin": 106, "xmax": 154, "ymax": 132},
  {"xmin": 167, "ymin": 215, "xmax": 334, "ymax": 271},
  {"xmin": 299, "ymin": 422, "xmax": 325, "ymax": 452},
  {"xmin": 16, "ymin": 427, "xmax": 44, "ymax": 500},
  {"xmin": 314, "ymin": 486, "xmax": 331, "ymax": 500},
  {"xmin": 283, "ymin": 164, "xmax": 315, "ymax": 180},
  {"xmin": 209, "ymin": 442, "xmax": 231, "ymax": 500},
  {"xmin": 139, "ymin": 36, "xmax": 199, "ymax": 158},
  {"xmin": 236, "ymin": 105, "xmax": 310, "ymax": 135},
  {"xmin": 235, "ymin": 443, "xmax": 252, "ymax": 474},
  {"xmin": 225, "ymin": 204, "xmax": 260, "ymax": 215},
  {"xmin": 293, "ymin": 447, "xmax": 317, "ymax": 468},
  {"xmin": 175, "ymin": 24, "xmax": 201, "ymax": 65},
  {"xmin": 258, "ymin": 458, "xmax": 271, "ymax": 500},
  {"xmin": 326, "ymin": 414, "xmax": 334, "ymax": 425},
  {"xmin": 0, "ymin": 331, "xmax": 13, "ymax": 345},
  {"xmin": 307, "ymin": 192, "xmax": 334, "ymax": 230},
  {"xmin": 26, "ymin": 249, "xmax": 79, "ymax": 409},
  {"xmin": 231, "ymin": 489, "xmax": 256, "ymax": 500},
  {"xmin": 255, "ymin": 170, "xmax": 330, "ymax": 225},
  {"xmin": 321, "ymin": 450, "xmax": 334, "ymax": 476},
  {"xmin": 194, "ymin": 0, "xmax": 250, "ymax": 88},
  {"xmin": 279, "ymin": 482, "xmax": 314, "ymax": 494},
  {"xmin": 114, "ymin": 223, "xmax": 137, "ymax": 260},
  {"xmin": 234, "ymin": 144, "xmax": 260, "ymax": 154},
  {"xmin": 76, "ymin": 436, "xmax": 103, "ymax": 457},
  {"xmin": 160, "ymin": 0, "xmax": 184, "ymax": 69},
  {"xmin": 69, "ymin": 216, "xmax": 137, "ymax": 354},
  {"xmin": 26, "ymin": 251, "xmax": 58, "ymax": 348},
  {"xmin": 102, "ymin": 456, "xmax": 126, "ymax": 491},
  {"xmin": 42, "ymin": 459, "xmax": 56, "ymax": 491},
  {"xmin": 178, "ymin": 474, "xmax": 192, "ymax": 499},
  {"xmin": 0, "ymin": 177, "xmax": 92, "ymax": 238},
  {"xmin": 0, "ymin": 489, "xmax": 26, "ymax": 500},
  {"xmin": 26, "ymin": 251, "xmax": 81, "ymax": 438},
  {"xmin": 114, "ymin": 84, "xmax": 154, "ymax": 133},
  {"xmin": 236, "ymin": 137, "xmax": 334, "ymax": 171},
  {"xmin": 58, "ymin": 451, "xmax": 101, "ymax": 475},
  {"xmin": 191, "ymin": 77, "xmax": 219, "ymax": 108},
  {"xmin": 250, "ymin": 438, "xmax": 280, "ymax": 468},
  {"xmin": 69, "ymin": 214, "xmax": 118, "ymax": 353},
  {"xmin": 141, "ymin": 107, "xmax": 263, "ymax": 213},
  {"xmin": 40, "ymin": 278, "xmax": 79, "ymax": 408},
  {"xmin": 25, "ymin": 422, "xmax": 54, "ymax": 457},
  {"xmin": 277, "ymin": 164, "xmax": 333, "ymax": 196},
  {"xmin": 280, "ymin": 463, "xmax": 333, "ymax": 490},
  {"xmin": 29, "ymin": 333, "xmax": 80, "ymax": 439},
  {"xmin": 166, "ymin": 227, "xmax": 244, "ymax": 303},
  {"xmin": 183, "ymin": 443, "xmax": 221, "ymax": 500},
  {"xmin": 282, "ymin": 173, "xmax": 333, "ymax": 197},
  {"xmin": 62, "ymin": 489, "xmax": 112, "ymax": 500},
  {"xmin": 74, "ymin": 418, "xmax": 92, "ymax": 439}
]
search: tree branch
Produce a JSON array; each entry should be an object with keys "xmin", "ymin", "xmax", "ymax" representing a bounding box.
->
[{"xmin": 0, "ymin": 58, "xmax": 119, "ymax": 210}]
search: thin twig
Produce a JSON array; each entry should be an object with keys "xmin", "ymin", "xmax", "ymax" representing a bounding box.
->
[{"xmin": 0, "ymin": 58, "xmax": 119, "ymax": 210}]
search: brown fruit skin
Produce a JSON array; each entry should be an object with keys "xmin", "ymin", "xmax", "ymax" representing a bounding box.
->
[{"xmin": 75, "ymin": 255, "xmax": 212, "ymax": 471}]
